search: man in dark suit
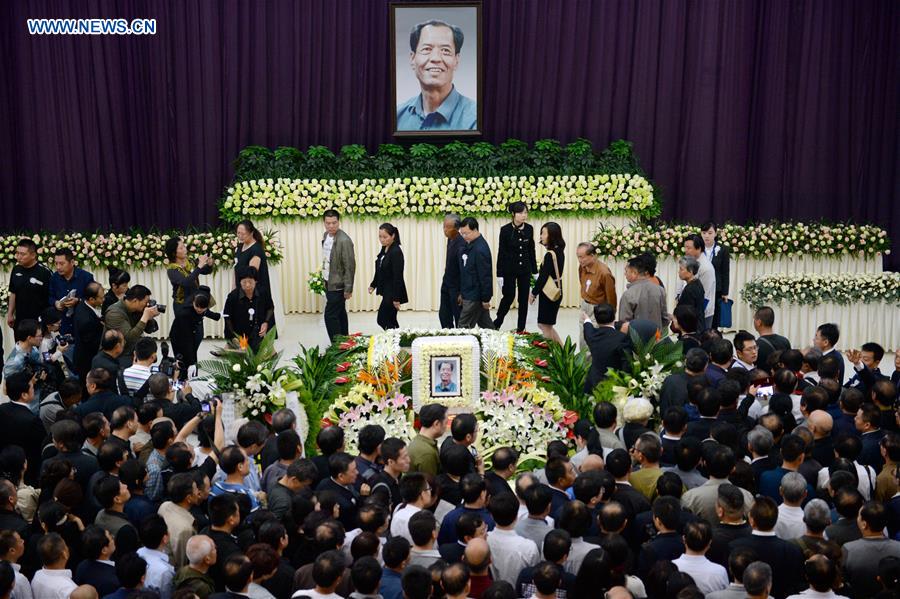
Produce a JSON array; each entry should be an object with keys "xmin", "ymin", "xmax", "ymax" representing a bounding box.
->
[
  {"xmin": 73, "ymin": 368, "xmax": 133, "ymax": 420},
  {"xmin": 439, "ymin": 214, "xmax": 466, "ymax": 328},
  {"xmin": 605, "ymin": 449, "xmax": 652, "ymax": 520},
  {"xmin": 0, "ymin": 371, "xmax": 47, "ymax": 485},
  {"xmin": 73, "ymin": 281, "xmax": 105, "ymax": 381},
  {"xmin": 457, "ymin": 217, "xmax": 494, "ymax": 329},
  {"xmin": 857, "ymin": 403, "xmax": 886, "ymax": 472},
  {"xmin": 544, "ymin": 457, "xmax": 577, "ymax": 521},
  {"xmin": 92, "ymin": 330, "xmax": 126, "ymax": 393},
  {"xmin": 484, "ymin": 447, "xmax": 516, "ymax": 498},
  {"xmin": 637, "ymin": 496, "xmax": 685, "ymax": 577},
  {"xmin": 729, "ymin": 496, "xmax": 804, "ymax": 598},
  {"xmin": 315, "ymin": 452, "xmax": 361, "ymax": 531},
  {"xmin": 583, "ymin": 303, "xmax": 629, "ymax": 392},
  {"xmin": 42, "ymin": 419, "xmax": 101, "ymax": 494},
  {"xmin": 74, "ymin": 526, "xmax": 120, "ymax": 596},
  {"xmin": 684, "ymin": 387, "xmax": 721, "ymax": 441},
  {"xmin": 0, "ymin": 479, "xmax": 29, "ymax": 539}
]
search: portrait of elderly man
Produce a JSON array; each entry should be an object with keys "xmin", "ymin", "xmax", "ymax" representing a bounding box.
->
[
  {"xmin": 433, "ymin": 359, "xmax": 460, "ymax": 394},
  {"xmin": 396, "ymin": 19, "xmax": 477, "ymax": 131}
]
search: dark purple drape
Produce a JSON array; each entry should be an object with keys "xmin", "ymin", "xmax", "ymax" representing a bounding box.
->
[{"xmin": 1, "ymin": 1, "xmax": 897, "ymax": 266}]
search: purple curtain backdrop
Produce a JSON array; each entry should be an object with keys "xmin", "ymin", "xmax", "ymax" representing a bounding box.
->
[{"xmin": 1, "ymin": 1, "xmax": 897, "ymax": 267}]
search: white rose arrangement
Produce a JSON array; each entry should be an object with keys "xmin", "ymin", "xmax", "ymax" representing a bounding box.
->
[
  {"xmin": 221, "ymin": 174, "xmax": 655, "ymax": 221},
  {"xmin": 592, "ymin": 222, "xmax": 889, "ymax": 259},
  {"xmin": 742, "ymin": 272, "xmax": 900, "ymax": 307}
]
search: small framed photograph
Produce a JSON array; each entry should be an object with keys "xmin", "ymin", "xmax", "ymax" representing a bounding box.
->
[
  {"xmin": 430, "ymin": 356, "xmax": 462, "ymax": 397},
  {"xmin": 390, "ymin": 2, "xmax": 482, "ymax": 136}
]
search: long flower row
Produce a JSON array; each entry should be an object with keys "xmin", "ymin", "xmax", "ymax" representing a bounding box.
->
[
  {"xmin": 591, "ymin": 222, "xmax": 890, "ymax": 259},
  {"xmin": 220, "ymin": 174, "xmax": 656, "ymax": 221},
  {"xmin": 0, "ymin": 230, "xmax": 283, "ymax": 270},
  {"xmin": 741, "ymin": 272, "xmax": 900, "ymax": 308}
]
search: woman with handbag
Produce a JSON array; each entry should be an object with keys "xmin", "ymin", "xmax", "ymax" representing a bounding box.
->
[
  {"xmin": 368, "ymin": 223, "xmax": 408, "ymax": 330},
  {"xmin": 530, "ymin": 222, "xmax": 566, "ymax": 344}
]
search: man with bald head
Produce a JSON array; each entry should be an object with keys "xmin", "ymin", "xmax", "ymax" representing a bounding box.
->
[
  {"xmin": 70, "ymin": 586, "xmax": 99, "ymax": 599},
  {"xmin": 463, "ymin": 537, "xmax": 493, "ymax": 597},
  {"xmin": 580, "ymin": 453, "xmax": 605, "ymax": 473},
  {"xmin": 807, "ymin": 410, "xmax": 835, "ymax": 469}
]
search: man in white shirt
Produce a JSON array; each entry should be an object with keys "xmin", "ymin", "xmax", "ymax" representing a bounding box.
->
[
  {"xmin": 672, "ymin": 520, "xmax": 729, "ymax": 595},
  {"xmin": 785, "ymin": 554, "xmax": 850, "ymax": 599},
  {"xmin": 31, "ymin": 533, "xmax": 78, "ymax": 599},
  {"xmin": 389, "ymin": 473, "xmax": 431, "ymax": 543},
  {"xmin": 136, "ymin": 515, "xmax": 175, "ymax": 599},
  {"xmin": 775, "ymin": 472, "xmax": 808, "ymax": 540},
  {"xmin": 0, "ymin": 530, "xmax": 32, "ymax": 599},
  {"xmin": 486, "ymin": 493, "xmax": 539, "ymax": 584},
  {"xmin": 681, "ymin": 234, "xmax": 716, "ymax": 329},
  {"xmin": 407, "ymin": 510, "xmax": 442, "ymax": 569},
  {"xmin": 121, "ymin": 337, "xmax": 157, "ymax": 394}
]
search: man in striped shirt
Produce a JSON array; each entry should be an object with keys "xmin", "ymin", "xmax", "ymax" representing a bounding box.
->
[{"xmin": 122, "ymin": 337, "xmax": 158, "ymax": 394}]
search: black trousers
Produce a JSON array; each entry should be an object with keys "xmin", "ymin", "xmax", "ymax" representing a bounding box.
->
[
  {"xmin": 324, "ymin": 290, "xmax": 349, "ymax": 342},
  {"xmin": 439, "ymin": 286, "xmax": 462, "ymax": 329},
  {"xmin": 377, "ymin": 297, "xmax": 399, "ymax": 330},
  {"xmin": 169, "ymin": 320, "xmax": 203, "ymax": 379},
  {"xmin": 494, "ymin": 273, "xmax": 531, "ymax": 331}
]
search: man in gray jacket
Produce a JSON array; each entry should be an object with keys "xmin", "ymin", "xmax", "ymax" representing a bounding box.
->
[{"xmin": 322, "ymin": 210, "xmax": 357, "ymax": 342}]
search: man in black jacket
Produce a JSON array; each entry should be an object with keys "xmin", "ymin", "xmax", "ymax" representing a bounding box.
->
[
  {"xmin": 439, "ymin": 214, "xmax": 466, "ymax": 329},
  {"xmin": 73, "ymin": 368, "xmax": 132, "ymax": 420},
  {"xmin": 728, "ymin": 495, "xmax": 804, "ymax": 598},
  {"xmin": 583, "ymin": 303, "xmax": 629, "ymax": 392},
  {"xmin": 73, "ymin": 281, "xmax": 105, "ymax": 382},
  {"xmin": 457, "ymin": 217, "xmax": 494, "ymax": 329},
  {"xmin": 92, "ymin": 330, "xmax": 126, "ymax": 393},
  {"xmin": 0, "ymin": 371, "xmax": 46, "ymax": 485},
  {"xmin": 314, "ymin": 452, "xmax": 361, "ymax": 531}
]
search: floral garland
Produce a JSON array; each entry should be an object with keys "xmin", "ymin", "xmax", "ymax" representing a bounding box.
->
[
  {"xmin": 591, "ymin": 222, "xmax": 890, "ymax": 259},
  {"xmin": 741, "ymin": 272, "xmax": 900, "ymax": 308},
  {"xmin": 0, "ymin": 230, "xmax": 283, "ymax": 269},
  {"xmin": 221, "ymin": 174, "xmax": 655, "ymax": 221}
]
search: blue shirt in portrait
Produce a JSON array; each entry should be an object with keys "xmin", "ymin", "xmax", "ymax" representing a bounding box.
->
[
  {"xmin": 396, "ymin": 85, "xmax": 477, "ymax": 131},
  {"xmin": 434, "ymin": 381, "xmax": 458, "ymax": 393}
]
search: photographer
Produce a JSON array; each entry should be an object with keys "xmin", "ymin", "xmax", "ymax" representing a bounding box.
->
[
  {"xmin": 104, "ymin": 284, "xmax": 160, "ymax": 368},
  {"xmin": 36, "ymin": 307, "xmax": 73, "ymax": 396},
  {"xmin": 146, "ymin": 373, "xmax": 202, "ymax": 430},
  {"xmin": 170, "ymin": 293, "xmax": 220, "ymax": 379},
  {"xmin": 2, "ymin": 319, "xmax": 46, "ymax": 410},
  {"xmin": 224, "ymin": 267, "xmax": 274, "ymax": 351},
  {"xmin": 165, "ymin": 236, "xmax": 214, "ymax": 310}
]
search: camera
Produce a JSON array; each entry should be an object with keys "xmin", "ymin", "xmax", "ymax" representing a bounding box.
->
[
  {"xmin": 58, "ymin": 334, "xmax": 74, "ymax": 345},
  {"xmin": 148, "ymin": 299, "xmax": 167, "ymax": 314},
  {"xmin": 158, "ymin": 341, "xmax": 182, "ymax": 378}
]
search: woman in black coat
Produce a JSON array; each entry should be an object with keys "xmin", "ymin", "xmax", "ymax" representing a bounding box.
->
[
  {"xmin": 494, "ymin": 201, "xmax": 537, "ymax": 331},
  {"xmin": 369, "ymin": 223, "xmax": 407, "ymax": 330},
  {"xmin": 530, "ymin": 222, "xmax": 565, "ymax": 344},
  {"xmin": 701, "ymin": 222, "xmax": 730, "ymax": 329}
]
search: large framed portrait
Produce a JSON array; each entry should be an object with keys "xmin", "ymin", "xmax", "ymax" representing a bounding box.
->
[
  {"xmin": 411, "ymin": 335, "xmax": 481, "ymax": 411},
  {"xmin": 390, "ymin": 2, "xmax": 482, "ymax": 136},
  {"xmin": 431, "ymin": 356, "xmax": 462, "ymax": 397}
]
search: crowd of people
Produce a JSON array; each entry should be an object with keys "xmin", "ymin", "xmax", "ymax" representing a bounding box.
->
[{"xmin": 0, "ymin": 211, "xmax": 898, "ymax": 599}]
